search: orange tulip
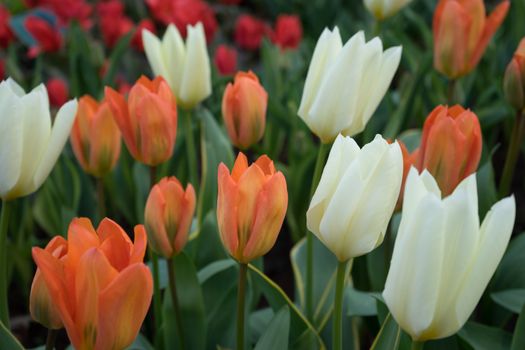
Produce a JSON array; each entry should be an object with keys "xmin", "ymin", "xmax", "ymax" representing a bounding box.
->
[
  {"xmin": 145, "ymin": 177, "xmax": 196, "ymax": 258},
  {"xmin": 415, "ymin": 105, "xmax": 482, "ymax": 196},
  {"xmin": 395, "ymin": 140, "xmax": 419, "ymax": 211},
  {"xmin": 433, "ymin": 0, "xmax": 509, "ymax": 79},
  {"xmin": 31, "ymin": 218, "xmax": 153, "ymax": 350},
  {"xmin": 217, "ymin": 153, "xmax": 288, "ymax": 263},
  {"xmin": 70, "ymin": 95, "xmax": 121, "ymax": 177},
  {"xmin": 105, "ymin": 76, "xmax": 177, "ymax": 166},
  {"xmin": 222, "ymin": 71, "xmax": 268, "ymax": 149},
  {"xmin": 504, "ymin": 38, "xmax": 525, "ymax": 111}
]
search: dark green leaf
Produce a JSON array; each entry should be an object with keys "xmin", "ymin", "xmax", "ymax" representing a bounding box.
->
[
  {"xmin": 491, "ymin": 289, "xmax": 525, "ymax": 314},
  {"xmin": 458, "ymin": 321, "xmax": 512, "ymax": 350},
  {"xmin": 370, "ymin": 313, "xmax": 401, "ymax": 350},
  {"xmin": 254, "ymin": 306, "xmax": 290, "ymax": 350}
]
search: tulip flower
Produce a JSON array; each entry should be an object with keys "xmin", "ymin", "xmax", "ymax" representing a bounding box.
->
[
  {"xmin": 70, "ymin": 95, "xmax": 121, "ymax": 177},
  {"xmin": 503, "ymin": 38, "xmax": 525, "ymax": 111},
  {"xmin": 105, "ymin": 76, "xmax": 177, "ymax": 166},
  {"xmin": 0, "ymin": 78, "xmax": 77, "ymax": 200},
  {"xmin": 383, "ymin": 168, "xmax": 516, "ymax": 341},
  {"xmin": 145, "ymin": 177, "xmax": 196, "ymax": 258},
  {"xmin": 307, "ymin": 134, "xmax": 403, "ymax": 261},
  {"xmin": 364, "ymin": 0, "xmax": 413, "ymax": 20},
  {"xmin": 298, "ymin": 29, "xmax": 402, "ymax": 143},
  {"xmin": 415, "ymin": 105, "xmax": 481, "ymax": 197},
  {"xmin": 433, "ymin": 0, "xmax": 509, "ymax": 79},
  {"xmin": 234, "ymin": 15, "xmax": 270, "ymax": 51},
  {"xmin": 32, "ymin": 217, "xmax": 153, "ymax": 350},
  {"xmin": 46, "ymin": 78, "xmax": 69, "ymax": 108},
  {"xmin": 142, "ymin": 23, "xmax": 211, "ymax": 109},
  {"xmin": 217, "ymin": 153, "xmax": 288, "ymax": 263},
  {"xmin": 0, "ymin": 5, "xmax": 14, "ymax": 48},
  {"xmin": 222, "ymin": 71, "xmax": 268, "ymax": 150},
  {"xmin": 214, "ymin": 45, "xmax": 237, "ymax": 76},
  {"xmin": 24, "ymin": 15, "xmax": 63, "ymax": 58},
  {"xmin": 30, "ymin": 236, "xmax": 67, "ymax": 330},
  {"xmin": 271, "ymin": 14, "xmax": 302, "ymax": 50}
]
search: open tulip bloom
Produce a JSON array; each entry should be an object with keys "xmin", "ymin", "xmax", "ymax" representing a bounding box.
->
[{"xmin": 383, "ymin": 168, "xmax": 516, "ymax": 341}]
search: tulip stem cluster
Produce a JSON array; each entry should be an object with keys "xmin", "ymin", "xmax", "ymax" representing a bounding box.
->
[
  {"xmin": 0, "ymin": 200, "xmax": 12, "ymax": 328},
  {"xmin": 499, "ymin": 110, "xmax": 525, "ymax": 197},
  {"xmin": 45, "ymin": 328, "xmax": 58, "ymax": 350},
  {"xmin": 333, "ymin": 260, "xmax": 348, "ymax": 350},
  {"xmin": 236, "ymin": 263, "xmax": 248, "ymax": 350},
  {"xmin": 167, "ymin": 258, "xmax": 185, "ymax": 350},
  {"xmin": 183, "ymin": 109, "xmax": 199, "ymax": 189}
]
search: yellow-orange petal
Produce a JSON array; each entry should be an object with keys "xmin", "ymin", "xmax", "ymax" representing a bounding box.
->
[
  {"xmin": 217, "ymin": 163, "xmax": 239, "ymax": 256},
  {"xmin": 88, "ymin": 102, "xmax": 121, "ymax": 177},
  {"xmin": 145, "ymin": 185, "xmax": 173, "ymax": 258},
  {"xmin": 130, "ymin": 225, "xmax": 148, "ymax": 264},
  {"xmin": 173, "ymin": 184, "xmax": 196, "ymax": 253},
  {"xmin": 231, "ymin": 152, "xmax": 249, "ymax": 182}
]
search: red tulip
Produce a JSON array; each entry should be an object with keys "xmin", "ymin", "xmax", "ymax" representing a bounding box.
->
[
  {"xmin": 214, "ymin": 45, "xmax": 238, "ymax": 76},
  {"xmin": 24, "ymin": 0, "xmax": 92, "ymax": 28},
  {"xmin": 24, "ymin": 15, "xmax": 62, "ymax": 57},
  {"xmin": 46, "ymin": 78, "xmax": 69, "ymax": 108},
  {"xmin": 234, "ymin": 15, "xmax": 269, "ymax": 51},
  {"xmin": 217, "ymin": 153, "xmax": 288, "ymax": 263},
  {"xmin": 97, "ymin": 0, "xmax": 133, "ymax": 48},
  {"xmin": 132, "ymin": 19, "xmax": 156, "ymax": 51},
  {"xmin": 433, "ymin": 0, "xmax": 509, "ymax": 78},
  {"xmin": 31, "ymin": 218, "xmax": 153, "ymax": 349},
  {"xmin": 271, "ymin": 14, "xmax": 302, "ymax": 50},
  {"xmin": 0, "ymin": 5, "xmax": 14, "ymax": 48},
  {"xmin": 503, "ymin": 38, "xmax": 525, "ymax": 111},
  {"xmin": 0, "ymin": 59, "xmax": 5, "ymax": 80}
]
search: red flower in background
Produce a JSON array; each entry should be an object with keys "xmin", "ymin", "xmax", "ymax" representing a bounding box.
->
[
  {"xmin": 132, "ymin": 19, "xmax": 156, "ymax": 51},
  {"xmin": 46, "ymin": 78, "xmax": 69, "ymax": 108},
  {"xmin": 0, "ymin": 5, "xmax": 14, "ymax": 48},
  {"xmin": 271, "ymin": 14, "xmax": 302, "ymax": 50},
  {"xmin": 24, "ymin": 0, "xmax": 92, "ymax": 29},
  {"xmin": 0, "ymin": 59, "xmax": 5, "ymax": 79},
  {"xmin": 235, "ymin": 15, "xmax": 269, "ymax": 51},
  {"xmin": 24, "ymin": 15, "xmax": 62, "ymax": 57},
  {"xmin": 97, "ymin": 0, "xmax": 133, "ymax": 48},
  {"xmin": 146, "ymin": 0, "xmax": 217, "ymax": 42},
  {"xmin": 220, "ymin": 0, "xmax": 241, "ymax": 4},
  {"xmin": 214, "ymin": 45, "xmax": 237, "ymax": 75}
]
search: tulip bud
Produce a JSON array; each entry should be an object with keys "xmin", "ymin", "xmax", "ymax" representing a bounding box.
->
[
  {"xmin": 364, "ymin": 0, "xmax": 413, "ymax": 20},
  {"xmin": 142, "ymin": 23, "xmax": 211, "ymax": 109},
  {"xmin": 271, "ymin": 14, "xmax": 302, "ymax": 50},
  {"xmin": 415, "ymin": 105, "xmax": 481, "ymax": 197},
  {"xmin": 105, "ymin": 76, "xmax": 177, "ymax": 166},
  {"xmin": 30, "ymin": 236, "xmax": 67, "ymax": 329},
  {"xmin": 307, "ymin": 134, "xmax": 403, "ymax": 261},
  {"xmin": 45, "ymin": 78, "xmax": 69, "ymax": 108},
  {"xmin": 433, "ymin": 0, "xmax": 509, "ymax": 79},
  {"xmin": 145, "ymin": 177, "xmax": 196, "ymax": 258},
  {"xmin": 384, "ymin": 169, "xmax": 516, "ymax": 341},
  {"xmin": 214, "ymin": 45, "xmax": 237, "ymax": 76},
  {"xmin": 503, "ymin": 38, "xmax": 525, "ymax": 111},
  {"xmin": 0, "ymin": 78, "xmax": 77, "ymax": 200},
  {"xmin": 298, "ymin": 28, "xmax": 402, "ymax": 143},
  {"xmin": 222, "ymin": 71, "xmax": 268, "ymax": 150},
  {"xmin": 70, "ymin": 96, "xmax": 121, "ymax": 177},
  {"xmin": 217, "ymin": 153, "xmax": 288, "ymax": 263}
]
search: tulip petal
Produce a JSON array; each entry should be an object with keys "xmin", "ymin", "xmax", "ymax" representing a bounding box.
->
[
  {"xmin": 105, "ymin": 87, "xmax": 139, "ymax": 158},
  {"xmin": 95, "ymin": 264, "xmax": 153, "ymax": 350},
  {"xmin": 162, "ymin": 25, "xmax": 186, "ymax": 96},
  {"xmin": 88, "ymin": 102, "xmax": 121, "ymax": 176},
  {"xmin": 143, "ymin": 29, "xmax": 169, "ymax": 85},
  {"xmin": 67, "ymin": 218, "xmax": 100, "ymax": 273},
  {"xmin": 217, "ymin": 163, "xmax": 239, "ymax": 256},
  {"xmin": 145, "ymin": 185, "xmax": 173, "ymax": 257},
  {"xmin": 98, "ymin": 218, "xmax": 134, "ymax": 271},
  {"xmin": 131, "ymin": 225, "xmax": 148, "ymax": 263},
  {"xmin": 173, "ymin": 185, "xmax": 196, "ymax": 254}
]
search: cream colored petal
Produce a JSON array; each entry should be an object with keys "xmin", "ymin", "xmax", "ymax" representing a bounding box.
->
[
  {"xmin": 0, "ymin": 88, "xmax": 23, "ymax": 198},
  {"xmin": 143, "ymin": 29, "xmax": 169, "ymax": 82},
  {"xmin": 162, "ymin": 24, "xmax": 186, "ymax": 96}
]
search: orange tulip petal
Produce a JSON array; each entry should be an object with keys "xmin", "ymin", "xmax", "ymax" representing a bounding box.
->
[
  {"xmin": 130, "ymin": 225, "xmax": 148, "ymax": 263},
  {"xmin": 254, "ymin": 155, "xmax": 275, "ymax": 176},
  {"xmin": 217, "ymin": 163, "xmax": 240, "ymax": 256},
  {"xmin": 88, "ymin": 102, "xmax": 121, "ymax": 176},
  {"xmin": 145, "ymin": 186, "xmax": 173, "ymax": 257},
  {"xmin": 173, "ymin": 184, "xmax": 196, "ymax": 253},
  {"xmin": 231, "ymin": 152, "xmax": 249, "ymax": 181}
]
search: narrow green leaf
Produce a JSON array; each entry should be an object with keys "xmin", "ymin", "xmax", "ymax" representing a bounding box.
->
[
  {"xmin": 458, "ymin": 321, "xmax": 512, "ymax": 350},
  {"xmin": 370, "ymin": 313, "xmax": 401, "ymax": 350},
  {"xmin": 0, "ymin": 320, "xmax": 24, "ymax": 349},
  {"xmin": 254, "ymin": 306, "xmax": 291, "ymax": 350},
  {"xmin": 511, "ymin": 302, "xmax": 525, "ymax": 350},
  {"xmin": 491, "ymin": 289, "xmax": 525, "ymax": 314},
  {"xmin": 102, "ymin": 31, "xmax": 134, "ymax": 87}
]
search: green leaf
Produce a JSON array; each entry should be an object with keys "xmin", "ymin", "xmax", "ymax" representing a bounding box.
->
[
  {"xmin": 0, "ymin": 320, "xmax": 23, "ymax": 349},
  {"xmin": 491, "ymin": 289, "xmax": 525, "ymax": 314},
  {"xmin": 345, "ymin": 287, "xmax": 377, "ymax": 317},
  {"xmin": 370, "ymin": 313, "xmax": 401, "ymax": 350},
  {"xmin": 102, "ymin": 31, "xmax": 134, "ymax": 87},
  {"xmin": 162, "ymin": 253, "xmax": 206, "ymax": 350},
  {"xmin": 458, "ymin": 322, "xmax": 512, "ymax": 350},
  {"xmin": 511, "ymin": 302, "xmax": 525, "ymax": 350},
  {"xmin": 491, "ymin": 233, "xmax": 525, "ymax": 291},
  {"xmin": 198, "ymin": 259, "xmax": 237, "ymax": 284},
  {"xmin": 254, "ymin": 306, "xmax": 291, "ymax": 350}
]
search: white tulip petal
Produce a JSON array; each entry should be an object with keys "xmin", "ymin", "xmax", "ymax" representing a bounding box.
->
[
  {"xmin": 0, "ymin": 96, "xmax": 23, "ymax": 199},
  {"xmin": 143, "ymin": 29, "xmax": 167, "ymax": 81},
  {"xmin": 32, "ymin": 99, "xmax": 78, "ymax": 193},
  {"xmin": 162, "ymin": 24, "xmax": 186, "ymax": 95}
]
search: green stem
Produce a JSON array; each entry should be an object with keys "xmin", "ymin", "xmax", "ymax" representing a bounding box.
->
[
  {"xmin": 499, "ymin": 110, "xmax": 525, "ymax": 198},
  {"xmin": 196, "ymin": 118, "xmax": 206, "ymax": 234},
  {"xmin": 236, "ymin": 263, "xmax": 248, "ymax": 350},
  {"xmin": 96, "ymin": 177, "xmax": 106, "ymax": 220},
  {"xmin": 333, "ymin": 260, "xmax": 348, "ymax": 350},
  {"xmin": 0, "ymin": 200, "xmax": 12, "ymax": 328},
  {"xmin": 45, "ymin": 328, "xmax": 58, "ymax": 350},
  {"xmin": 447, "ymin": 78, "xmax": 457, "ymax": 105},
  {"xmin": 183, "ymin": 109, "xmax": 198, "ymax": 190},
  {"xmin": 372, "ymin": 19, "xmax": 382, "ymax": 37},
  {"xmin": 168, "ymin": 258, "xmax": 185, "ymax": 350},
  {"xmin": 306, "ymin": 142, "xmax": 331, "ymax": 321},
  {"xmin": 411, "ymin": 340, "xmax": 425, "ymax": 350}
]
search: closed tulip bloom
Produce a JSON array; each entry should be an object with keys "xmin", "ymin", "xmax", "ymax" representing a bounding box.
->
[
  {"xmin": 364, "ymin": 0, "xmax": 413, "ymax": 20},
  {"xmin": 145, "ymin": 177, "xmax": 196, "ymax": 258},
  {"xmin": 217, "ymin": 153, "xmax": 288, "ymax": 263},
  {"xmin": 30, "ymin": 236, "xmax": 67, "ymax": 330},
  {"xmin": 383, "ymin": 169, "xmax": 516, "ymax": 340},
  {"xmin": 415, "ymin": 105, "xmax": 481, "ymax": 197},
  {"xmin": 433, "ymin": 0, "xmax": 509, "ymax": 79},
  {"xmin": 70, "ymin": 96, "xmax": 121, "ymax": 177},
  {"xmin": 105, "ymin": 76, "xmax": 177, "ymax": 166},
  {"xmin": 298, "ymin": 29, "xmax": 402, "ymax": 143},
  {"xmin": 32, "ymin": 218, "xmax": 153, "ymax": 350},
  {"xmin": 307, "ymin": 134, "xmax": 403, "ymax": 261},
  {"xmin": 503, "ymin": 38, "xmax": 525, "ymax": 111},
  {"xmin": 142, "ymin": 23, "xmax": 211, "ymax": 109},
  {"xmin": 0, "ymin": 78, "xmax": 77, "ymax": 200},
  {"xmin": 222, "ymin": 71, "xmax": 268, "ymax": 150}
]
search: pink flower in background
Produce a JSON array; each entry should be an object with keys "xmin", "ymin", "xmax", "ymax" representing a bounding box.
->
[
  {"xmin": 132, "ymin": 19, "xmax": 156, "ymax": 51},
  {"xmin": 46, "ymin": 78, "xmax": 69, "ymax": 108},
  {"xmin": 272, "ymin": 14, "xmax": 302, "ymax": 50},
  {"xmin": 24, "ymin": 0, "xmax": 92, "ymax": 29},
  {"xmin": 24, "ymin": 15, "xmax": 62, "ymax": 57},
  {"xmin": 0, "ymin": 5, "xmax": 14, "ymax": 48},
  {"xmin": 214, "ymin": 45, "xmax": 237, "ymax": 75},
  {"xmin": 235, "ymin": 14, "xmax": 269, "ymax": 51}
]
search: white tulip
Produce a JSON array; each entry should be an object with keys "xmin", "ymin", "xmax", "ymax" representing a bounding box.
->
[
  {"xmin": 307, "ymin": 134, "xmax": 403, "ymax": 261},
  {"xmin": 383, "ymin": 168, "xmax": 516, "ymax": 341},
  {"xmin": 0, "ymin": 78, "xmax": 77, "ymax": 200},
  {"xmin": 298, "ymin": 28, "xmax": 402, "ymax": 143},
  {"xmin": 364, "ymin": 0, "xmax": 413, "ymax": 20},
  {"xmin": 142, "ymin": 23, "xmax": 211, "ymax": 110}
]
